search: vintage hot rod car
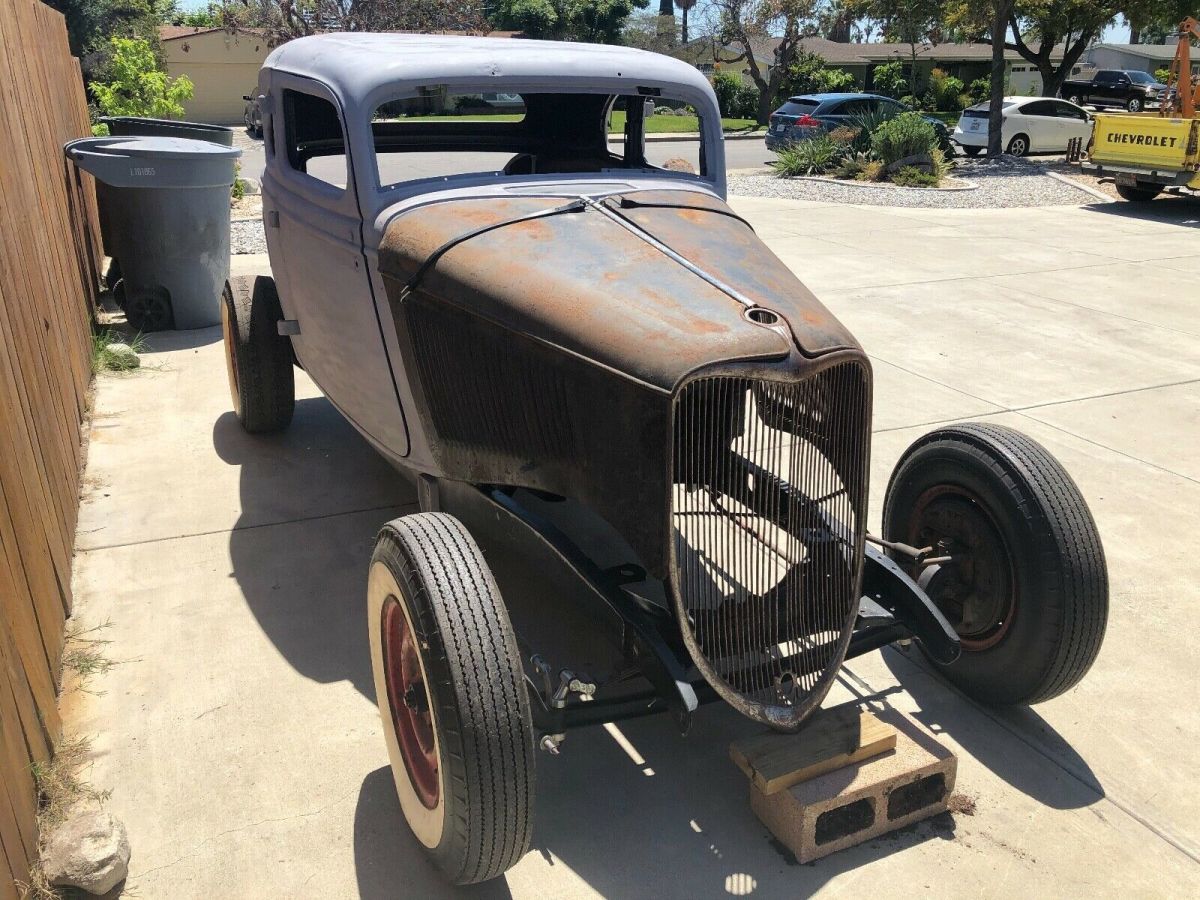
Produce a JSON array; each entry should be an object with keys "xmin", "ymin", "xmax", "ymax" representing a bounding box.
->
[{"xmin": 224, "ymin": 35, "xmax": 1108, "ymax": 884}]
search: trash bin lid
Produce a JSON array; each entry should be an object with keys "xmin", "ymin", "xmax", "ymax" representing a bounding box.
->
[
  {"xmin": 101, "ymin": 117, "xmax": 236, "ymax": 146},
  {"xmin": 64, "ymin": 136, "xmax": 242, "ymax": 189}
]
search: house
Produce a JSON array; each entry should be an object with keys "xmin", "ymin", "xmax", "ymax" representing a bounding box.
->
[
  {"xmin": 671, "ymin": 37, "xmax": 1076, "ymax": 97},
  {"xmin": 159, "ymin": 26, "xmax": 271, "ymax": 125},
  {"xmin": 1084, "ymin": 42, "xmax": 1199, "ymax": 78}
]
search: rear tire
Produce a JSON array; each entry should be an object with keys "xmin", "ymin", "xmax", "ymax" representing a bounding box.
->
[
  {"xmin": 1115, "ymin": 183, "xmax": 1161, "ymax": 202},
  {"xmin": 1066, "ymin": 94, "xmax": 1083, "ymax": 106},
  {"xmin": 963, "ymin": 146, "xmax": 981, "ymax": 157},
  {"xmin": 1005, "ymin": 134, "xmax": 1029, "ymax": 157},
  {"xmin": 221, "ymin": 275, "xmax": 294, "ymax": 433},
  {"xmin": 368, "ymin": 514, "xmax": 535, "ymax": 884},
  {"xmin": 883, "ymin": 423, "xmax": 1108, "ymax": 705}
]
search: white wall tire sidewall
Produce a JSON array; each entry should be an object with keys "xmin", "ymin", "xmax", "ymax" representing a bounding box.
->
[{"xmin": 368, "ymin": 560, "xmax": 445, "ymax": 849}]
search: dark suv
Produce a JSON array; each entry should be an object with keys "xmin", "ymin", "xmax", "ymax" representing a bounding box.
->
[{"xmin": 766, "ymin": 92, "xmax": 954, "ymax": 155}]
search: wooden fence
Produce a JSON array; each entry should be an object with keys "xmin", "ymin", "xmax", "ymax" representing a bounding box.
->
[{"xmin": 0, "ymin": 0, "xmax": 102, "ymax": 894}]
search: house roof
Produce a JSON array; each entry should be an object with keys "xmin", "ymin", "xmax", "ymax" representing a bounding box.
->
[
  {"xmin": 1091, "ymin": 42, "xmax": 1182, "ymax": 60},
  {"xmin": 158, "ymin": 25, "xmax": 271, "ymax": 42}
]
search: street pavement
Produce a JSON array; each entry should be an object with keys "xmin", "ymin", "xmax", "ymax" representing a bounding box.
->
[{"xmin": 69, "ymin": 194, "xmax": 1200, "ymax": 898}]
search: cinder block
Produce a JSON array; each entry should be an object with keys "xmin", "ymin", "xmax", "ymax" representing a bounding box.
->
[{"xmin": 749, "ymin": 708, "xmax": 957, "ymax": 863}]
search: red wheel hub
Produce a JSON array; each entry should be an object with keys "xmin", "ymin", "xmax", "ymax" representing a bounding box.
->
[
  {"xmin": 907, "ymin": 484, "xmax": 1017, "ymax": 651},
  {"xmin": 381, "ymin": 596, "xmax": 439, "ymax": 809}
]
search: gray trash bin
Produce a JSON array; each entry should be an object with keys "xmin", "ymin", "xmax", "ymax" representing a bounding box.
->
[
  {"xmin": 65, "ymin": 136, "xmax": 240, "ymax": 331},
  {"xmin": 94, "ymin": 120, "xmax": 234, "ymax": 290},
  {"xmin": 101, "ymin": 116, "xmax": 235, "ymax": 147}
]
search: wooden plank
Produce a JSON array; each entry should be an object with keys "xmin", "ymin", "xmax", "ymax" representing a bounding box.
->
[{"xmin": 731, "ymin": 704, "xmax": 897, "ymax": 796}]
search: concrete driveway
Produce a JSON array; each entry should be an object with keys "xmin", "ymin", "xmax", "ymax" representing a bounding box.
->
[{"xmin": 70, "ymin": 195, "xmax": 1199, "ymax": 898}]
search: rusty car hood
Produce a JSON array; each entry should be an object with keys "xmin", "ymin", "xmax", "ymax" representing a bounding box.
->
[{"xmin": 378, "ymin": 188, "xmax": 859, "ymax": 391}]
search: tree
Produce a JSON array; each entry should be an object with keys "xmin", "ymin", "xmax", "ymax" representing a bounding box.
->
[
  {"xmin": 90, "ymin": 36, "xmax": 194, "ymax": 118},
  {"xmin": 491, "ymin": 0, "xmax": 649, "ymax": 42},
  {"xmin": 945, "ymin": 0, "xmax": 1014, "ymax": 155},
  {"xmin": 1005, "ymin": 2, "xmax": 1122, "ymax": 96},
  {"xmin": 45, "ymin": 0, "xmax": 175, "ymax": 60},
  {"xmin": 1123, "ymin": 1, "xmax": 1192, "ymax": 43},
  {"xmin": 623, "ymin": 11, "xmax": 681, "ymax": 49},
  {"xmin": 711, "ymin": 0, "xmax": 823, "ymax": 124},
  {"xmin": 779, "ymin": 50, "xmax": 857, "ymax": 95},
  {"xmin": 851, "ymin": 0, "xmax": 947, "ymax": 100}
]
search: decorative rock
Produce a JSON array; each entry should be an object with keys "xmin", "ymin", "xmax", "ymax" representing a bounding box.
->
[
  {"xmin": 41, "ymin": 808, "xmax": 131, "ymax": 895},
  {"xmin": 102, "ymin": 342, "xmax": 140, "ymax": 370},
  {"xmin": 661, "ymin": 157, "xmax": 696, "ymax": 174},
  {"xmin": 885, "ymin": 152, "xmax": 934, "ymax": 174},
  {"xmin": 238, "ymin": 176, "xmax": 261, "ymax": 195}
]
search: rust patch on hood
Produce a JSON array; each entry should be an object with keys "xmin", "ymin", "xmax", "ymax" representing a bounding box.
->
[{"xmin": 378, "ymin": 189, "xmax": 856, "ymax": 390}]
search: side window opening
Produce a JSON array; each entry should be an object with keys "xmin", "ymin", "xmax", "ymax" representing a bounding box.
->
[{"xmin": 282, "ymin": 88, "xmax": 347, "ymax": 190}]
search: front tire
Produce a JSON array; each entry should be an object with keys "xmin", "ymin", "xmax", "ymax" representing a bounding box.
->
[
  {"xmin": 1115, "ymin": 183, "xmax": 1161, "ymax": 202},
  {"xmin": 1126, "ymin": 97, "xmax": 1143, "ymax": 113},
  {"xmin": 368, "ymin": 514, "xmax": 535, "ymax": 884},
  {"xmin": 883, "ymin": 423, "xmax": 1108, "ymax": 705},
  {"xmin": 221, "ymin": 275, "xmax": 294, "ymax": 433}
]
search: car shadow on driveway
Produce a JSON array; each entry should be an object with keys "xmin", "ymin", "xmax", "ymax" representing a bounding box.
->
[
  {"xmin": 1084, "ymin": 193, "xmax": 1200, "ymax": 227},
  {"xmin": 882, "ymin": 646, "xmax": 1105, "ymax": 810},
  {"xmin": 216, "ymin": 396, "xmax": 416, "ymax": 701},
  {"xmin": 351, "ymin": 687, "xmax": 957, "ymax": 899}
]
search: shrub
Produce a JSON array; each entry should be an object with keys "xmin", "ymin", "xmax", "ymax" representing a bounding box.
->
[
  {"xmin": 772, "ymin": 133, "xmax": 845, "ymax": 177},
  {"xmin": 654, "ymin": 106, "xmax": 676, "ymax": 116},
  {"xmin": 967, "ymin": 76, "xmax": 992, "ymax": 103},
  {"xmin": 891, "ymin": 166, "xmax": 939, "ymax": 187},
  {"xmin": 870, "ymin": 112, "xmax": 938, "ymax": 166},
  {"xmin": 1154, "ymin": 67, "xmax": 1171, "ymax": 83},
  {"xmin": 713, "ymin": 73, "xmax": 759, "ymax": 119},
  {"xmin": 847, "ymin": 108, "xmax": 893, "ymax": 154},
  {"xmin": 733, "ymin": 83, "xmax": 759, "ymax": 119},
  {"xmin": 859, "ymin": 160, "xmax": 884, "ymax": 182},
  {"xmin": 828, "ymin": 125, "xmax": 860, "ymax": 146},
  {"xmin": 832, "ymin": 152, "xmax": 871, "ymax": 179},
  {"xmin": 928, "ymin": 68, "xmax": 966, "ymax": 112},
  {"xmin": 90, "ymin": 37, "xmax": 194, "ymax": 119},
  {"xmin": 872, "ymin": 61, "xmax": 907, "ymax": 99}
]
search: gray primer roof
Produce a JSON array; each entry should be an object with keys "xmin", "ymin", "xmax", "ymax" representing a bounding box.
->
[{"xmin": 264, "ymin": 33, "xmax": 717, "ymax": 101}]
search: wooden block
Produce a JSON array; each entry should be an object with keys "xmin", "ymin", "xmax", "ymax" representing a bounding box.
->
[
  {"xmin": 749, "ymin": 708, "xmax": 957, "ymax": 864},
  {"xmin": 730, "ymin": 703, "xmax": 897, "ymax": 795}
]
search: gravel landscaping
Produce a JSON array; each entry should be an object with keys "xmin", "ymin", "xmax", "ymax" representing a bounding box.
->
[
  {"xmin": 728, "ymin": 155, "xmax": 1101, "ymax": 209},
  {"xmin": 231, "ymin": 217, "xmax": 267, "ymax": 255}
]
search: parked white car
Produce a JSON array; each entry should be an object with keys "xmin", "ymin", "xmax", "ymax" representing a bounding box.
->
[{"xmin": 953, "ymin": 97, "xmax": 1094, "ymax": 157}]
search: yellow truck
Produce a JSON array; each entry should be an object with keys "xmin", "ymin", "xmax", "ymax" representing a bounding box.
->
[
  {"xmin": 1082, "ymin": 16, "xmax": 1200, "ymax": 201},
  {"xmin": 1083, "ymin": 113, "xmax": 1199, "ymax": 200}
]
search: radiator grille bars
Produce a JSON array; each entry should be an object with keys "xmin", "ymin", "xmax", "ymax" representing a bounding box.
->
[{"xmin": 671, "ymin": 361, "xmax": 870, "ymax": 728}]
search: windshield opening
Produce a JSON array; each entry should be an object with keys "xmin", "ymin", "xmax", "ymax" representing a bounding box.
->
[{"xmin": 368, "ymin": 89, "xmax": 706, "ymax": 191}]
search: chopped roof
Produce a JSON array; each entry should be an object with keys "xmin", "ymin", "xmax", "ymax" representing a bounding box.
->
[{"xmin": 264, "ymin": 33, "xmax": 716, "ymax": 107}]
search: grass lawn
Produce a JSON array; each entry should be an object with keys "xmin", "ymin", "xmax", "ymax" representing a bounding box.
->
[
  {"xmin": 387, "ymin": 113, "xmax": 762, "ymax": 134},
  {"xmin": 924, "ymin": 111, "xmax": 962, "ymax": 125}
]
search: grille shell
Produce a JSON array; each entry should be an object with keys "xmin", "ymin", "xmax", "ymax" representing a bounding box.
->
[{"xmin": 669, "ymin": 357, "xmax": 871, "ymax": 731}]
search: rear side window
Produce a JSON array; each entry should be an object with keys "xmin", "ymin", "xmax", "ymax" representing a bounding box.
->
[
  {"xmin": 1020, "ymin": 100, "xmax": 1058, "ymax": 117},
  {"xmin": 777, "ymin": 100, "xmax": 819, "ymax": 117},
  {"xmin": 1095, "ymin": 71, "xmax": 1119, "ymax": 85},
  {"xmin": 282, "ymin": 89, "xmax": 347, "ymax": 189}
]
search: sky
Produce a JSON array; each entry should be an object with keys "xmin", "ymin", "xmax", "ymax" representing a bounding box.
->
[{"xmin": 172, "ymin": 1, "xmax": 1134, "ymax": 44}]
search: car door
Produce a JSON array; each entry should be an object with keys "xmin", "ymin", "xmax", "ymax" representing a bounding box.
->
[
  {"xmin": 1009, "ymin": 100, "xmax": 1051, "ymax": 151},
  {"xmin": 1053, "ymin": 100, "xmax": 1094, "ymax": 147},
  {"xmin": 264, "ymin": 77, "xmax": 409, "ymax": 455},
  {"xmin": 1092, "ymin": 71, "xmax": 1120, "ymax": 106}
]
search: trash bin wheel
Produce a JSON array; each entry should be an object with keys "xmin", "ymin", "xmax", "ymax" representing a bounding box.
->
[
  {"xmin": 105, "ymin": 258, "xmax": 122, "ymax": 292},
  {"xmin": 883, "ymin": 422, "xmax": 1108, "ymax": 705},
  {"xmin": 368, "ymin": 514, "xmax": 535, "ymax": 884},
  {"xmin": 124, "ymin": 289, "xmax": 173, "ymax": 332},
  {"xmin": 221, "ymin": 276, "xmax": 294, "ymax": 433}
]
